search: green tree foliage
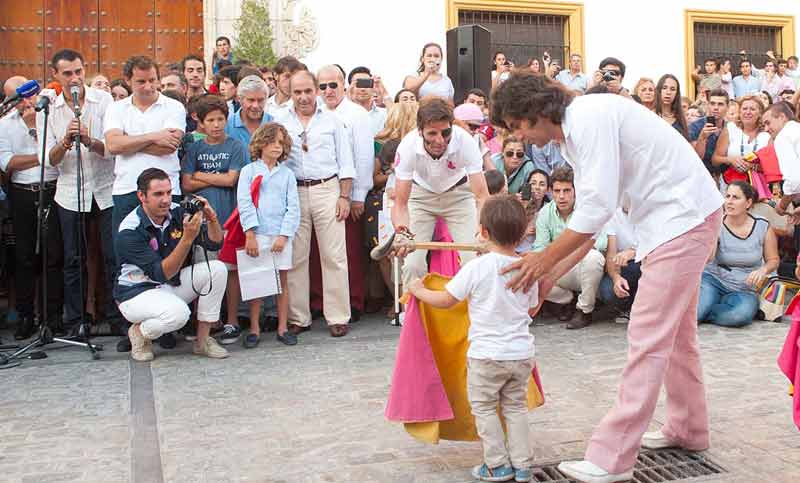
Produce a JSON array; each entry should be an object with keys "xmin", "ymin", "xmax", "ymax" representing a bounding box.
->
[{"xmin": 233, "ymin": 0, "xmax": 277, "ymax": 67}]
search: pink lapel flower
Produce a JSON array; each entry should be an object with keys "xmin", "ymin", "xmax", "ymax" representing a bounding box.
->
[
  {"xmin": 447, "ymin": 160, "xmax": 457, "ymax": 170},
  {"xmin": 149, "ymin": 238, "xmax": 158, "ymax": 251}
]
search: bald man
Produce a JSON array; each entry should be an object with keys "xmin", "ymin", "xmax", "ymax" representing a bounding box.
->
[
  {"xmin": 305, "ymin": 65, "xmax": 374, "ymax": 320},
  {"xmin": 271, "ymin": 70, "xmax": 356, "ymax": 337},
  {"xmin": 0, "ymin": 76, "xmax": 63, "ymax": 340}
]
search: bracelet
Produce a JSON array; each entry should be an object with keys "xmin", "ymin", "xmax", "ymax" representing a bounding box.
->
[
  {"xmin": 339, "ymin": 195, "xmax": 351, "ymax": 201},
  {"xmin": 62, "ymin": 139, "xmax": 73, "ymax": 150}
]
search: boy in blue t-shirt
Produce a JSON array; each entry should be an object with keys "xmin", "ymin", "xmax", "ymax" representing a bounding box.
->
[{"xmin": 181, "ymin": 95, "xmax": 245, "ymax": 337}]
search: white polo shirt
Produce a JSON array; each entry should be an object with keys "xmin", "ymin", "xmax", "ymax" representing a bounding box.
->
[
  {"xmin": 558, "ymin": 94, "xmax": 723, "ymax": 261},
  {"xmin": 774, "ymin": 121, "xmax": 800, "ymax": 196},
  {"xmin": 103, "ymin": 93, "xmax": 186, "ymax": 195},
  {"xmin": 395, "ymin": 125, "xmax": 483, "ymax": 194},
  {"xmin": 321, "ymin": 98, "xmax": 374, "ymax": 202}
]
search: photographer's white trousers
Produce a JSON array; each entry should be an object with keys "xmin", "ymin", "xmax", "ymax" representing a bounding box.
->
[{"xmin": 118, "ymin": 261, "xmax": 227, "ymax": 340}]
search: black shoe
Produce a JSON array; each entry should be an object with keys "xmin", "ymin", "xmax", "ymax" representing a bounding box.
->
[
  {"xmin": 116, "ymin": 337, "xmax": 132, "ymax": 352},
  {"xmin": 351, "ymin": 308, "xmax": 361, "ymax": 323},
  {"xmin": 243, "ymin": 333, "xmax": 260, "ymax": 349},
  {"xmin": 567, "ymin": 311, "xmax": 593, "ymax": 330},
  {"xmin": 276, "ymin": 331, "xmax": 298, "ymax": 346},
  {"xmin": 262, "ymin": 315, "xmax": 279, "ymax": 332},
  {"xmin": 157, "ymin": 332, "xmax": 177, "ymax": 349},
  {"xmin": 14, "ymin": 316, "xmax": 35, "ymax": 340}
]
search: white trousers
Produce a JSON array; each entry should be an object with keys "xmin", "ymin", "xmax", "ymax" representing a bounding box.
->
[
  {"xmin": 118, "ymin": 260, "xmax": 227, "ymax": 340},
  {"xmin": 545, "ymin": 248, "xmax": 605, "ymax": 313}
]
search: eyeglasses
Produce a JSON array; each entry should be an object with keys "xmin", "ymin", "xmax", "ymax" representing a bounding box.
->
[
  {"xmin": 318, "ymin": 82, "xmax": 339, "ymax": 91},
  {"xmin": 504, "ymin": 151, "xmax": 525, "ymax": 158},
  {"xmin": 28, "ymin": 128, "xmax": 37, "ymax": 141},
  {"xmin": 299, "ymin": 131, "xmax": 308, "ymax": 152}
]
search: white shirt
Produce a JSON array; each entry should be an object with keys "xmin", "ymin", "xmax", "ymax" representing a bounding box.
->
[
  {"xmin": 266, "ymin": 94, "xmax": 292, "ymax": 118},
  {"xmin": 418, "ymin": 75, "xmax": 455, "ymax": 100},
  {"xmin": 40, "ymin": 88, "xmax": 115, "ymax": 211},
  {"xmin": 558, "ymin": 94, "xmax": 723, "ymax": 261},
  {"xmin": 0, "ymin": 109, "xmax": 59, "ymax": 184},
  {"xmin": 366, "ymin": 103, "xmax": 388, "ymax": 137},
  {"xmin": 775, "ymin": 121, "xmax": 800, "ymax": 196},
  {"xmin": 103, "ymin": 93, "xmax": 186, "ymax": 195},
  {"xmin": 606, "ymin": 209, "xmax": 636, "ymax": 252},
  {"xmin": 395, "ymin": 125, "xmax": 483, "ymax": 194},
  {"xmin": 446, "ymin": 252, "xmax": 537, "ymax": 361},
  {"xmin": 272, "ymin": 103, "xmax": 356, "ymax": 183},
  {"xmin": 321, "ymin": 98, "xmax": 374, "ymax": 202}
]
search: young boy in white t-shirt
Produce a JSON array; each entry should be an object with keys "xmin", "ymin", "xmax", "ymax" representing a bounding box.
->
[{"xmin": 409, "ymin": 195, "xmax": 538, "ymax": 483}]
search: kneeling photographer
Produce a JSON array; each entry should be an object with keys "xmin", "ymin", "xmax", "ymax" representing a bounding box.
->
[{"xmin": 114, "ymin": 168, "xmax": 229, "ymax": 361}]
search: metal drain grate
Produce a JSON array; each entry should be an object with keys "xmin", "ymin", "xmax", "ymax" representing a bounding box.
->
[{"xmin": 529, "ymin": 449, "xmax": 725, "ymax": 482}]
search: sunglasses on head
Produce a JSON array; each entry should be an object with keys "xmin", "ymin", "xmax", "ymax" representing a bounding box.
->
[
  {"xmin": 318, "ymin": 82, "xmax": 339, "ymax": 91},
  {"xmin": 504, "ymin": 150, "xmax": 525, "ymax": 158}
]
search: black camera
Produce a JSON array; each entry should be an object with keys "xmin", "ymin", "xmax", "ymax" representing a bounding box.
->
[
  {"xmin": 180, "ymin": 194, "xmax": 206, "ymax": 216},
  {"xmin": 602, "ymin": 70, "xmax": 618, "ymax": 83}
]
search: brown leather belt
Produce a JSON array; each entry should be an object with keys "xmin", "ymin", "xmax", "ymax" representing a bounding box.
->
[
  {"xmin": 296, "ymin": 174, "xmax": 337, "ymax": 187},
  {"xmin": 412, "ymin": 176, "xmax": 467, "ymax": 192},
  {"xmin": 11, "ymin": 181, "xmax": 57, "ymax": 192}
]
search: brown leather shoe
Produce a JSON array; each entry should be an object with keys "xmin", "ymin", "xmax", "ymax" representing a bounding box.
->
[
  {"xmin": 567, "ymin": 311, "xmax": 593, "ymax": 330},
  {"xmin": 288, "ymin": 323, "xmax": 310, "ymax": 335},
  {"xmin": 557, "ymin": 301, "xmax": 577, "ymax": 322},
  {"xmin": 329, "ymin": 324, "xmax": 349, "ymax": 337}
]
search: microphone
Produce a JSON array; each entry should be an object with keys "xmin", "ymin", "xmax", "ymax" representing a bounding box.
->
[
  {"xmin": 1, "ymin": 79, "xmax": 40, "ymax": 106},
  {"xmin": 70, "ymin": 85, "xmax": 81, "ymax": 115},
  {"xmin": 35, "ymin": 96, "xmax": 51, "ymax": 112}
]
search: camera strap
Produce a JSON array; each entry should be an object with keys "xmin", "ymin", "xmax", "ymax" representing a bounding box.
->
[{"xmin": 190, "ymin": 227, "xmax": 213, "ymax": 297}]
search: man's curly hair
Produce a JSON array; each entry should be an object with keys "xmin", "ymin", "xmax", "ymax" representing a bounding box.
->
[{"xmin": 490, "ymin": 73, "xmax": 574, "ymax": 130}]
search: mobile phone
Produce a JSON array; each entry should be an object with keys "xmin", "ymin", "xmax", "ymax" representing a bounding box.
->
[
  {"xmin": 521, "ymin": 183, "xmax": 532, "ymax": 201},
  {"xmin": 355, "ymin": 78, "xmax": 374, "ymax": 89},
  {"xmin": 706, "ymin": 115, "xmax": 717, "ymax": 126}
]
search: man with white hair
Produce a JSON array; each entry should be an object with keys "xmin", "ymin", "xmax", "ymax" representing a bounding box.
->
[
  {"xmin": 225, "ymin": 75, "xmax": 273, "ymax": 164},
  {"xmin": 306, "ymin": 64, "xmax": 374, "ymax": 320}
]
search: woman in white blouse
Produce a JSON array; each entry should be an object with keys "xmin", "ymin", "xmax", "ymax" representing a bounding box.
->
[
  {"xmin": 712, "ymin": 95, "xmax": 770, "ymax": 177},
  {"xmin": 403, "ymin": 42, "xmax": 454, "ymax": 105}
]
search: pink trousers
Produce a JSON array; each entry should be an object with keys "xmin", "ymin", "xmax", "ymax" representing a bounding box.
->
[{"xmin": 586, "ymin": 209, "xmax": 722, "ymax": 473}]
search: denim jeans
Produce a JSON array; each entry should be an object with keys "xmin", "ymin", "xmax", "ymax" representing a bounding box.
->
[
  {"xmin": 696, "ymin": 273, "xmax": 759, "ymax": 327},
  {"xmin": 598, "ymin": 260, "xmax": 642, "ymax": 312}
]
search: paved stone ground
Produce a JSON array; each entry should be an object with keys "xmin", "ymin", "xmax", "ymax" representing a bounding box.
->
[{"xmin": 1, "ymin": 313, "xmax": 799, "ymax": 483}]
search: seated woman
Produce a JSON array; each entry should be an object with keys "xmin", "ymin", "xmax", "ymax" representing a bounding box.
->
[
  {"xmin": 698, "ymin": 181, "xmax": 779, "ymax": 327},
  {"xmin": 490, "ymin": 136, "xmax": 533, "ymax": 194},
  {"xmin": 598, "ymin": 208, "xmax": 640, "ymax": 323}
]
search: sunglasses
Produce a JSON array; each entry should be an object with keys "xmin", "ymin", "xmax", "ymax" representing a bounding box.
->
[
  {"xmin": 467, "ymin": 123, "xmax": 481, "ymax": 131},
  {"xmin": 504, "ymin": 151, "xmax": 525, "ymax": 158},
  {"xmin": 318, "ymin": 82, "xmax": 339, "ymax": 91},
  {"xmin": 300, "ymin": 131, "xmax": 308, "ymax": 152}
]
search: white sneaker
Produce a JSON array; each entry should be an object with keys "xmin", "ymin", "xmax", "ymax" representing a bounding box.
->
[
  {"xmin": 557, "ymin": 460, "xmax": 633, "ymax": 483},
  {"xmin": 193, "ymin": 336, "xmax": 229, "ymax": 359},
  {"xmin": 128, "ymin": 325, "xmax": 154, "ymax": 362},
  {"xmin": 614, "ymin": 311, "xmax": 630, "ymax": 324},
  {"xmin": 641, "ymin": 430, "xmax": 679, "ymax": 450}
]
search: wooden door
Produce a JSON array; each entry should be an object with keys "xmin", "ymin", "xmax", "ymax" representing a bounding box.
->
[
  {"xmin": 98, "ymin": 0, "xmax": 155, "ymax": 79},
  {"xmin": 188, "ymin": 0, "xmax": 205, "ymax": 58},
  {"xmin": 43, "ymin": 0, "xmax": 100, "ymax": 81},
  {"xmin": 154, "ymin": 0, "xmax": 190, "ymax": 67},
  {"xmin": 2, "ymin": 1, "xmax": 45, "ymax": 84}
]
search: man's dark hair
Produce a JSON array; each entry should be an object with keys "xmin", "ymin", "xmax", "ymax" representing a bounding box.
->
[
  {"xmin": 258, "ymin": 66, "xmax": 273, "ymax": 74},
  {"xmin": 767, "ymin": 101, "xmax": 797, "ymax": 122},
  {"xmin": 466, "ymin": 88, "xmax": 487, "ymax": 100},
  {"xmin": 124, "ymin": 55, "xmax": 160, "ymax": 79},
  {"xmin": 484, "ymin": 170, "xmax": 507, "ymax": 195},
  {"xmin": 164, "ymin": 62, "xmax": 181, "ymax": 74},
  {"xmin": 708, "ymin": 88, "xmax": 729, "ymax": 102},
  {"xmin": 51, "ymin": 49, "xmax": 84, "ymax": 69},
  {"xmin": 215, "ymin": 59, "xmax": 233, "ymax": 71},
  {"xmin": 180, "ymin": 54, "xmax": 206, "ymax": 74},
  {"xmin": 703, "ymin": 57, "xmax": 718, "ymax": 68},
  {"xmin": 217, "ymin": 65, "xmax": 242, "ymax": 86},
  {"xmin": 161, "ymin": 89, "xmax": 186, "ymax": 106},
  {"xmin": 194, "ymin": 94, "xmax": 229, "ymax": 122},
  {"xmin": 109, "ymin": 78, "xmax": 132, "ymax": 95},
  {"xmin": 599, "ymin": 57, "xmax": 626, "ymax": 78},
  {"xmin": 779, "ymin": 89, "xmax": 796, "ymax": 97},
  {"xmin": 490, "ymin": 73, "xmax": 574, "ymax": 131},
  {"xmin": 234, "ymin": 59, "xmax": 253, "ymax": 66},
  {"xmin": 778, "ymin": 58, "xmax": 788, "ymax": 66},
  {"xmin": 215, "ymin": 36, "xmax": 231, "ymax": 46},
  {"xmin": 137, "ymin": 168, "xmax": 170, "ymax": 193},
  {"xmin": 479, "ymin": 194, "xmax": 528, "ymax": 247},
  {"xmin": 417, "ymin": 97, "xmax": 454, "ymax": 130},
  {"xmin": 739, "ymin": 58, "xmax": 751, "ymax": 68},
  {"xmin": 585, "ymin": 83, "xmax": 610, "ymax": 95},
  {"xmin": 347, "ymin": 66, "xmax": 371, "ymax": 85},
  {"xmin": 550, "ymin": 166, "xmax": 574, "ymax": 187},
  {"xmin": 238, "ymin": 66, "xmax": 261, "ymax": 81},
  {"xmin": 273, "ymin": 55, "xmax": 305, "ymax": 76},
  {"xmin": 163, "ymin": 72, "xmax": 187, "ymax": 87}
]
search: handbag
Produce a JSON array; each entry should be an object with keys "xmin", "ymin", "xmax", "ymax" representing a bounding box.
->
[
  {"xmin": 759, "ymin": 276, "xmax": 800, "ymax": 322},
  {"xmin": 748, "ymin": 170, "xmax": 772, "ymax": 201},
  {"xmin": 217, "ymin": 175, "xmax": 264, "ymax": 265}
]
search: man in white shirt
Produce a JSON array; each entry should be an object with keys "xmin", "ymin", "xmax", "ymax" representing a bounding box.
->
[
  {"xmin": 104, "ymin": 55, "xmax": 186, "ymax": 236},
  {"xmin": 0, "ymin": 76, "xmax": 62, "ymax": 340},
  {"xmin": 347, "ymin": 66, "xmax": 389, "ymax": 137},
  {"xmin": 492, "ymin": 73, "xmax": 723, "ymax": 483},
  {"xmin": 764, "ymin": 102, "xmax": 800, "ymax": 219},
  {"xmin": 392, "ymin": 97, "xmax": 490, "ymax": 286},
  {"xmin": 272, "ymin": 70, "xmax": 356, "ymax": 338},
  {"xmin": 41, "ymin": 48, "xmax": 120, "ymax": 334},
  {"xmin": 266, "ymin": 56, "xmax": 305, "ymax": 117},
  {"xmin": 310, "ymin": 65, "xmax": 375, "ymax": 321}
]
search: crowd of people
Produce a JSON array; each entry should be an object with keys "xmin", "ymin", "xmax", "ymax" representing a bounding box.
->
[{"xmin": 1, "ymin": 37, "xmax": 800, "ymax": 358}]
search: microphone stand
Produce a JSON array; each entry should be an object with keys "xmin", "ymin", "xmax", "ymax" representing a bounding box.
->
[{"xmin": 0, "ymin": 94, "xmax": 101, "ymax": 369}]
